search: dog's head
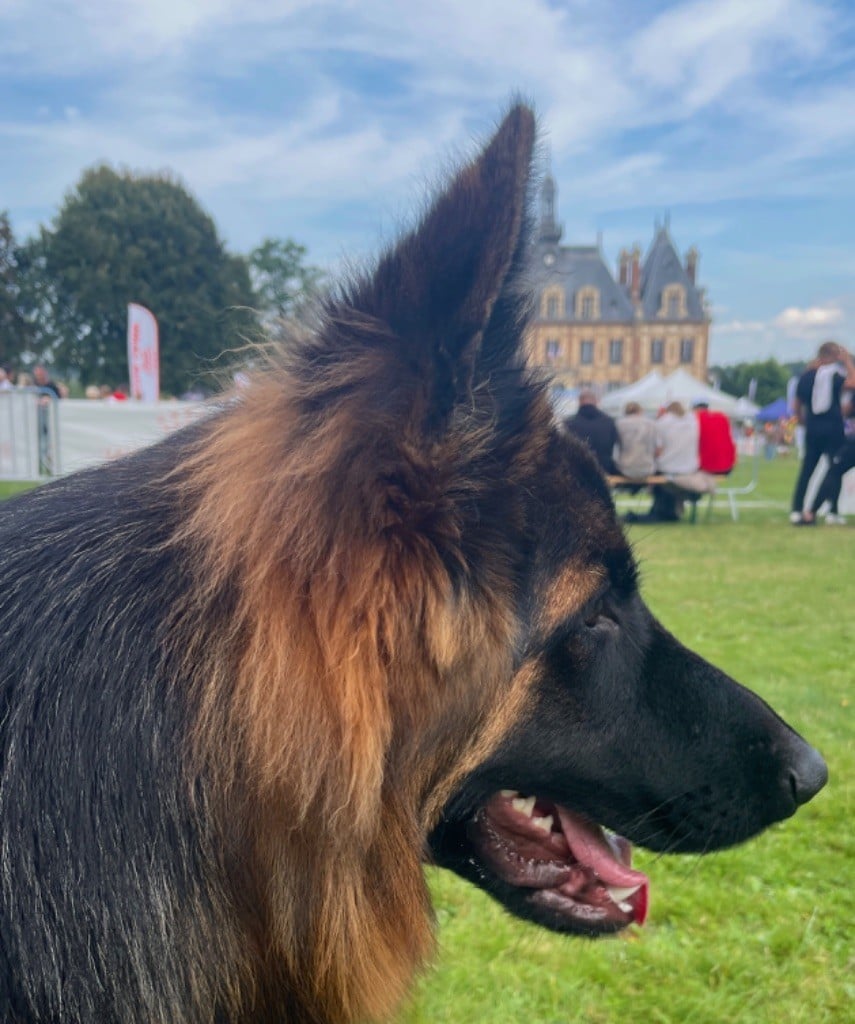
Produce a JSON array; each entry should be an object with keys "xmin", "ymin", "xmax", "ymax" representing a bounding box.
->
[{"xmin": 297, "ymin": 103, "xmax": 823, "ymax": 937}]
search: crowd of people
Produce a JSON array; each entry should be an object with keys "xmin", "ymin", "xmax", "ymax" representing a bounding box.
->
[
  {"xmin": 563, "ymin": 340, "xmax": 855, "ymax": 527},
  {"xmin": 564, "ymin": 390, "xmax": 737, "ymax": 524},
  {"xmin": 0, "ymin": 364, "xmax": 137, "ymax": 402}
]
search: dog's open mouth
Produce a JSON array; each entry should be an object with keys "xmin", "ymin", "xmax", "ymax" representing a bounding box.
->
[{"xmin": 466, "ymin": 790, "xmax": 649, "ymax": 933}]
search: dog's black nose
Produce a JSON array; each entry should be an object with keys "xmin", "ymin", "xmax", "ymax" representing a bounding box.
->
[{"xmin": 786, "ymin": 740, "xmax": 828, "ymax": 807}]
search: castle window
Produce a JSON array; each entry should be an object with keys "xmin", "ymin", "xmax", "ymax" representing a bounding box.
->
[
  {"xmin": 661, "ymin": 284, "xmax": 686, "ymax": 319},
  {"xmin": 546, "ymin": 338, "xmax": 560, "ymax": 361},
  {"xmin": 609, "ymin": 338, "xmax": 623, "ymax": 365},
  {"xmin": 580, "ymin": 340, "xmax": 594, "ymax": 365},
  {"xmin": 542, "ymin": 286, "xmax": 564, "ymax": 320},
  {"xmin": 651, "ymin": 338, "xmax": 664, "ymax": 364},
  {"xmin": 575, "ymin": 286, "xmax": 600, "ymax": 321},
  {"xmin": 680, "ymin": 338, "xmax": 694, "ymax": 363}
]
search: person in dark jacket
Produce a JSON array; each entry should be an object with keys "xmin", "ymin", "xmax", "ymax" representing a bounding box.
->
[
  {"xmin": 564, "ymin": 390, "xmax": 619, "ymax": 474},
  {"xmin": 790, "ymin": 341, "xmax": 855, "ymax": 523}
]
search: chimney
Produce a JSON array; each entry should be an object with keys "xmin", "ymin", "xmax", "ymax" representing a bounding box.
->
[
  {"xmin": 630, "ymin": 244, "xmax": 641, "ymax": 304},
  {"xmin": 685, "ymin": 247, "xmax": 698, "ymax": 285},
  {"xmin": 618, "ymin": 248, "xmax": 629, "ymax": 287}
]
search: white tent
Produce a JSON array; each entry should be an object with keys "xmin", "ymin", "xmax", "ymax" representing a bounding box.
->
[
  {"xmin": 601, "ymin": 369, "xmax": 747, "ymax": 417},
  {"xmin": 598, "ymin": 371, "xmax": 665, "ymax": 415}
]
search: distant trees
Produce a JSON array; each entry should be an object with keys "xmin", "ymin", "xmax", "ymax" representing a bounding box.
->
[
  {"xmin": 6, "ymin": 166, "xmax": 322, "ymax": 396},
  {"xmin": 248, "ymin": 237, "xmax": 322, "ymax": 331},
  {"xmin": 712, "ymin": 359, "xmax": 793, "ymax": 408},
  {"xmin": 18, "ymin": 166, "xmax": 259, "ymax": 395},
  {"xmin": 0, "ymin": 212, "xmax": 33, "ymax": 366}
]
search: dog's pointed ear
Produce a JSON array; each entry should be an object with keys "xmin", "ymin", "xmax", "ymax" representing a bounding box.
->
[{"xmin": 332, "ymin": 103, "xmax": 537, "ymax": 426}]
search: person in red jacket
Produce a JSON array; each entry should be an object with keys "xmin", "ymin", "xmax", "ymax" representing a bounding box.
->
[{"xmin": 693, "ymin": 402, "xmax": 737, "ymax": 475}]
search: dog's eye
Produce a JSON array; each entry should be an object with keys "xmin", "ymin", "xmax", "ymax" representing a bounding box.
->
[{"xmin": 583, "ymin": 601, "xmax": 618, "ymax": 632}]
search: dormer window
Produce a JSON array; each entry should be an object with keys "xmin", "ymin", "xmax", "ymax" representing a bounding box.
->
[
  {"xmin": 542, "ymin": 286, "xmax": 564, "ymax": 320},
  {"xmin": 661, "ymin": 284, "xmax": 686, "ymax": 319},
  {"xmin": 575, "ymin": 286, "xmax": 600, "ymax": 321}
]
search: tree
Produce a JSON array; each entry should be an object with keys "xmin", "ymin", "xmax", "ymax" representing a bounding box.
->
[
  {"xmin": 711, "ymin": 359, "xmax": 790, "ymax": 408},
  {"xmin": 248, "ymin": 237, "xmax": 322, "ymax": 329},
  {"xmin": 28, "ymin": 166, "xmax": 257, "ymax": 395},
  {"xmin": 0, "ymin": 212, "xmax": 34, "ymax": 366}
]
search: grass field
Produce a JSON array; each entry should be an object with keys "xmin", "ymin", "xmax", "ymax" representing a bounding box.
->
[
  {"xmin": 1, "ymin": 457, "xmax": 851, "ymax": 1022},
  {"xmin": 401, "ymin": 455, "xmax": 853, "ymax": 1024}
]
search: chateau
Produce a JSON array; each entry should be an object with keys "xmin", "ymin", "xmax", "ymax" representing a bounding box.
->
[{"xmin": 525, "ymin": 176, "xmax": 710, "ymax": 392}]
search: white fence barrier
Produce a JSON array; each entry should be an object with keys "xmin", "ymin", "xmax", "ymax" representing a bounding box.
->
[{"xmin": 0, "ymin": 392, "xmax": 207, "ymax": 480}]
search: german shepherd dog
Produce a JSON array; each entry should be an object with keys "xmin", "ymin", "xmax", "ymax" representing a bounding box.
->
[{"xmin": 0, "ymin": 105, "xmax": 826, "ymax": 1024}]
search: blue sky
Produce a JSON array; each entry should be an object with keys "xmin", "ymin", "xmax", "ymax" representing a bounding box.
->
[{"xmin": 2, "ymin": 0, "xmax": 854, "ymax": 366}]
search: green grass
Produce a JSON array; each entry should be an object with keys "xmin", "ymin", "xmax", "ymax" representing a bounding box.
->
[
  {"xmin": 0, "ymin": 481, "xmax": 37, "ymax": 500},
  {"xmin": 401, "ymin": 455, "xmax": 853, "ymax": 1024}
]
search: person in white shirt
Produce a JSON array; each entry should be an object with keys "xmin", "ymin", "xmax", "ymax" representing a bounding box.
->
[
  {"xmin": 655, "ymin": 402, "xmax": 700, "ymax": 475},
  {"xmin": 625, "ymin": 402, "xmax": 702, "ymax": 524}
]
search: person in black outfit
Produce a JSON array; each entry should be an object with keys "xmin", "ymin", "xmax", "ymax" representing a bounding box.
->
[
  {"xmin": 790, "ymin": 341, "xmax": 855, "ymax": 523},
  {"xmin": 564, "ymin": 390, "xmax": 619, "ymax": 474}
]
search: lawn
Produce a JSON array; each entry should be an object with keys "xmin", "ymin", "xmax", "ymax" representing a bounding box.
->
[{"xmin": 401, "ymin": 454, "xmax": 852, "ymax": 1024}]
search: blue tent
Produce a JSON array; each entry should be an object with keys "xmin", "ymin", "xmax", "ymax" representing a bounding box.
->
[{"xmin": 756, "ymin": 397, "xmax": 790, "ymax": 421}]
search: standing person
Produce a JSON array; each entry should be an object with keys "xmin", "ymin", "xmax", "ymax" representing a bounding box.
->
[
  {"xmin": 32, "ymin": 364, "xmax": 61, "ymax": 398},
  {"xmin": 694, "ymin": 402, "xmax": 737, "ymax": 475},
  {"xmin": 615, "ymin": 401, "xmax": 656, "ymax": 480},
  {"xmin": 798, "ymin": 392, "xmax": 855, "ymax": 525},
  {"xmin": 564, "ymin": 389, "xmax": 619, "ymax": 475},
  {"xmin": 790, "ymin": 341, "xmax": 855, "ymax": 523},
  {"xmin": 31, "ymin": 364, "xmax": 62, "ymax": 475}
]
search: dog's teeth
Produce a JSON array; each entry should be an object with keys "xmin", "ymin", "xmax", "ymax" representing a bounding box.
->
[
  {"xmin": 512, "ymin": 796, "xmax": 536, "ymax": 817},
  {"xmin": 606, "ymin": 883, "xmax": 642, "ymax": 903},
  {"xmin": 500, "ymin": 789, "xmax": 518, "ymax": 798},
  {"xmin": 618, "ymin": 901, "xmax": 633, "ymax": 913},
  {"xmin": 532, "ymin": 814, "xmax": 554, "ymax": 833}
]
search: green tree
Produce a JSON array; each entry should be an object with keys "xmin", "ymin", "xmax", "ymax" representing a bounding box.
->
[
  {"xmin": 0, "ymin": 212, "xmax": 33, "ymax": 366},
  {"xmin": 28, "ymin": 166, "xmax": 257, "ymax": 395},
  {"xmin": 711, "ymin": 359, "xmax": 790, "ymax": 408},
  {"xmin": 248, "ymin": 237, "xmax": 322, "ymax": 330}
]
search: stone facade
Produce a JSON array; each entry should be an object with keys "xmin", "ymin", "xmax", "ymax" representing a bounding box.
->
[{"xmin": 526, "ymin": 177, "xmax": 710, "ymax": 392}]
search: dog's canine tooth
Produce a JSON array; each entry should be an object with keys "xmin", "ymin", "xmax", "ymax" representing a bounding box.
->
[
  {"xmin": 618, "ymin": 901, "xmax": 633, "ymax": 913},
  {"xmin": 500, "ymin": 789, "xmax": 518, "ymax": 798},
  {"xmin": 512, "ymin": 796, "xmax": 536, "ymax": 817},
  {"xmin": 532, "ymin": 814, "xmax": 553, "ymax": 833},
  {"xmin": 606, "ymin": 883, "xmax": 642, "ymax": 903}
]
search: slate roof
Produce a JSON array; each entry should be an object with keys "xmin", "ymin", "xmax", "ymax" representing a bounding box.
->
[
  {"xmin": 529, "ymin": 241, "xmax": 636, "ymax": 323},
  {"xmin": 640, "ymin": 227, "xmax": 706, "ymax": 321}
]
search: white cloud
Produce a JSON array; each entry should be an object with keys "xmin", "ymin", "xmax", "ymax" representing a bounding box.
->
[
  {"xmin": 630, "ymin": 0, "xmax": 828, "ymax": 109},
  {"xmin": 773, "ymin": 304, "xmax": 844, "ymax": 332}
]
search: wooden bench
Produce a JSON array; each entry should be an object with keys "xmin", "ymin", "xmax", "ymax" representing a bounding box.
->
[{"xmin": 606, "ymin": 474, "xmax": 708, "ymax": 523}]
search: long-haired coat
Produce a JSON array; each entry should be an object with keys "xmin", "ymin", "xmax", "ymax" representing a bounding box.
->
[{"xmin": 0, "ymin": 105, "xmax": 825, "ymax": 1024}]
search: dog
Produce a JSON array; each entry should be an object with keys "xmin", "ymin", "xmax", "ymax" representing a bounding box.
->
[{"xmin": 0, "ymin": 105, "xmax": 826, "ymax": 1023}]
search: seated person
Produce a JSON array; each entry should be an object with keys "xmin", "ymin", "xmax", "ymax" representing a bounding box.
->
[
  {"xmin": 694, "ymin": 401, "xmax": 737, "ymax": 475},
  {"xmin": 615, "ymin": 401, "xmax": 656, "ymax": 480},
  {"xmin": 626, "ymin": 401, "xmax": 705, "ymax": 523},
  {"xmin": 564, "ymin": 390, "xmax": 619, "ymax": 475}
]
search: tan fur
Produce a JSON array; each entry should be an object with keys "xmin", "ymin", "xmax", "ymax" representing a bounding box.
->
[
  {"xmin": 161, "ymin": 352, "xmax": 555, "ymax": 1022},
  {"xmin": 537, "ymin": 564, "xmax": 605, "ymax": 637}
]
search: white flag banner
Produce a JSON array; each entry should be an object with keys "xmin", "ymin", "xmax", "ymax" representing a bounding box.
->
[{"xmin": 127, "ymin": 303, "xmax": 160, "ymax": 401}]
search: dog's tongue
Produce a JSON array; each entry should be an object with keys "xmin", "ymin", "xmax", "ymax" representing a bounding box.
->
[{"xmin": 556, "ymin": 807, "xmax": 648, "ymax": 889}]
